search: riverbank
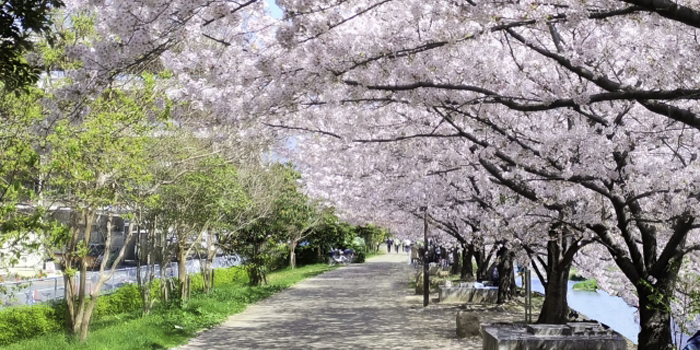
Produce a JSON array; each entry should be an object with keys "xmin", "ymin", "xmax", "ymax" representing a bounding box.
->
[
  {"xmin": 0, "ymin": 264, "xmax": 335, "ymax": 350},
  {"xmin": 520, "ymin": 291, "xmax": 635, "ymax": 350}
]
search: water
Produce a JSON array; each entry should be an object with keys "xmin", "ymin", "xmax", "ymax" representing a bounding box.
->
[{"xmin": 518, "ymin": 275, "xmax": 640, "ymax": 343}]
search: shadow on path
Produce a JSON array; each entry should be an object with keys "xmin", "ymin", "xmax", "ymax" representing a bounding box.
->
[{"xmin": 172, "ymin": 254, "xmax": 523, "ymax": 350}]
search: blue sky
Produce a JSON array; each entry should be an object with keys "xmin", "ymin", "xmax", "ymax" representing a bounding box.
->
[{"xmin": 264, "ymin": 0, "xmax": 283, "ymax": 18}]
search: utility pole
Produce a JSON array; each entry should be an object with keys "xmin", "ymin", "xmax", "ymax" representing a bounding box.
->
[
  {"xmin": 524, "ymin": 267, "xmax": 532, "ymax": 323},
  {"xmin": 421, "ymin": 206, "xmax": 429, "ymax": 307}
]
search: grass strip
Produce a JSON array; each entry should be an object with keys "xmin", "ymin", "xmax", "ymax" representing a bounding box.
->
[{"xmin": 0, "ymin": 264, "xmax": 334, "ymax": 350}]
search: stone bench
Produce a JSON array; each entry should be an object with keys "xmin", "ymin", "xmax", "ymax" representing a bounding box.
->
[
  {"xmin": 482, "ymin": 322, "xmax": 627, "ymax": 350},
  {"xmin": 439, "ymin": 285, "xmax": 498, "ymax": 304}
]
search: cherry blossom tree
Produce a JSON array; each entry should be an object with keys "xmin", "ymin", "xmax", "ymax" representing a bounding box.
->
[{"xmin": 258, "ymin": 3, "xmax": 700, "ymax": 349}]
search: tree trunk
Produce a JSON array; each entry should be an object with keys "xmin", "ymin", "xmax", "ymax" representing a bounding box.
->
[
  {"xmin": 79, "ymin": 292, "xmax": 100, "ymax": 341},
  {"xmin": 451, "ymin": 247, "xmax": 461, "ymax": 275},
  {"xmin": 497, "ymin": 247, "xmax": 515, "ymax": 304},
  {"xmin": 136, "ymin": 221, "xmax": 153, "ymax": 315},
  {"xmin": 65, "ymin": 209, "xmax": 95, "ymax": 338},
  {"xmin": 205, "ymin": 257, "xmax": 213, "ymax": 293},
  {"xmin": 461, "ymin": 245, "xmax": 474, "ymax": 281},
  {"xmin": 289, "ymin": 240, "xmax": 297, "ymax": 269},
  {"xmin": 160, "ymin": 262, "xmax": 169, "ymax": 303},
  {"xmin": 248, "ymin": 243, "xmax": 267, "ymax": 286},
  {"xmin": 536, "ymin": 265, "xmax": 570, "ymax": 324},
  {"xmin": 474, "ymin": 246, "xmax": 491, "ymax": 281},
  {"xmin": 636, "ymin": 279, "xmax": 675, "ymax": 350},
  {"xmin": 177, "ymin": 242, "xmax": 187, "ymax": 302},
  {"xmin": 533, "ymin": 224, "xmax": 579, "ymax": 324}
]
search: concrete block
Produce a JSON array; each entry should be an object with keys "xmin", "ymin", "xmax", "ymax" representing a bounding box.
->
[
  {"xmin": 439, "ymin": 286, "xmax": 498, "ymax": 304},
  {"xmin": 456, "ymin": 310, "xmax": 481, "ymax": 338},
  {"xmin": 482, "ymin": 323, "xmax": 627, "ymax": 350},
  {"xmin": 526, "ymin": 324, "xmax": 572, "ymax": 336}
]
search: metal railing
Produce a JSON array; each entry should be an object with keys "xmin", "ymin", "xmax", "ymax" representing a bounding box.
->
[{"xmin": 0, "ymin": 255, "xmax": 242, "ymax": 308}]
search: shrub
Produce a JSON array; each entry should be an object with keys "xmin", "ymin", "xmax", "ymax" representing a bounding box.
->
[
  {"xmin": 212, "ymin": 267, "xmax": 244, "ymax": 286},
  {"xmin": 355, "ymin": 251, "xmax": 366, "ymax": 263},
  {"xmin": 0, "ymin": 305, "xmax": 62, "ymax": 345},
  {"xmin": 572, "ymin": 279, "xmax": 598, "ymax": 292},
  {"xmin": 190, "ymin": 267, "xmax": 244, "ymax": 292},
  {"xmin": 351, "ymin": 237, "xmax": 366, "ymax": 252},
  {"xmin": 93, "ymin": 283, "xmax": 143, "ymax": 318},
  {"xmin": 269, "ymin": 243, "xmax": 289, "ymax": 270}
]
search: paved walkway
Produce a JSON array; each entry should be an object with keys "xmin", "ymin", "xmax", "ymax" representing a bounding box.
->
[{"xmin": 173, "ymin": 253, "xmax": 524, "ymax": 350}]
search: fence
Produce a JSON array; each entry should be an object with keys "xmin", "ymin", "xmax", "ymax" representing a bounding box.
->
[{"xmin": 0, "ymin": 255, "xmax": 242, "ymax": 309}]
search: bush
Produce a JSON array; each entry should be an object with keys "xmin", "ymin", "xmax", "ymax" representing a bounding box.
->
[
  {"xmin": 351, "ymin": 237, "xmax": 366, "ymax": 252},
  {"xmin": 189, "ymin": 267, "xmax": 245, "ymax": 292},
  {"xmin": 93, "ymin": 283, "xmax": 143, "ymax": 318},
  {"xmin": 0, "ymin": 305, "xmax": 62, "ymax": 345},
  {"xmin": 355, "ymin": 251, "xmax": 366, "ymax": 263},
  {"xmin": 572, "ymin": 279, "xmax": 598, "ymax": 291}
]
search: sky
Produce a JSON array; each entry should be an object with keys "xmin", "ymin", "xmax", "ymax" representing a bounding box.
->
[{"xmin": 264, "ymin": 0, "xmax": 283, "ymax": 18}]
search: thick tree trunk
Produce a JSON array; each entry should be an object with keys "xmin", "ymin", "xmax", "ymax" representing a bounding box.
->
[
  {"xmin": 636, "ymin": 280, "xmax": 675, "ymax": 350},
  {"xmin": 451, "ymin": 247, "xmax": 461, "ymax": 275},
  {"xmin": 536, "ymin": 266, "xmax": 570, "ymax": 324},
  {"xmin": 497, "ymin": 247, "xmax": 515, "ymax": 304},
  {"xmin": 637, "ymin": 297, "xmax": 673, "ymax": 350},
  {"xmin": 474, "ymin": 247, "xmax": 491, "ymax": 281},
  {"xmin": 461, "ymin": 245, "xmax": 474, "ymax": 281}
]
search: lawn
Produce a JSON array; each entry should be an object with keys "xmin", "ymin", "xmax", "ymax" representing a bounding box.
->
[{"xmin": 0, "ymin": 264, "xmax": 334, "ymax": 350}]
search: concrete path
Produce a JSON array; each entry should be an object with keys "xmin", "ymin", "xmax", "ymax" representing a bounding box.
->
[{"xmin": 173, "ymin": 253, "xmax": 523, "ymax": 350}]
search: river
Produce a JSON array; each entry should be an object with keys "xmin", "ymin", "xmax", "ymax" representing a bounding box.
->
[{"xmin": 517, "ymin": 275, "xmax": 640, "ymax": 343}]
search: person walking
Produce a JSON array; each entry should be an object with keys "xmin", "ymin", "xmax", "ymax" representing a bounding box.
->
[
  {"xmin": 386, "ymin": 239, "xmax": 393, "ymax": 253},
  {"xmin": 394, "ymin": 240, "xmax": 399, "ymax": 253},
  {"xmin": 410, "ymin": 244, "xmax": 419, "ymax": 266}
]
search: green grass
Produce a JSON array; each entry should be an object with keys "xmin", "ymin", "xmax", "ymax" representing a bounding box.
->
[
  {"xmin": 572, "ymin": 279, "xmax": 599, "ymax": 292},
  {"xmin": 365, "ymin": 250, "xmax": 383, "ymax": 259},
  {"xmin": 0, "ymin": 264, "xmax": 334, "ymax": 350}
]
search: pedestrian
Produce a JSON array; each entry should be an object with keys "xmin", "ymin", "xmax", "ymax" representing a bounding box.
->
[
  {"xmin": 491, "ymin": 266, "xmax": 500, "ymax": 285},
  {"xmin": 394, "ymin": 240, "xmax": 399, "ymax": 253},
  {"xmin": 441, "ymin": 246, "xmax": 449, "ymax": 267},
  {"xmin": 386, "ymin": 239, "xmax": 393, "ymax": 253},
  {"xmin": 410, "ymin": 244, "xmax": 419, "ymax": 266},
  {"xmin": 684, "ymin": 331, "xmax": 700, "ymax": 350},
  {"xmin": 25, "ymin": 290, "xmax": 34, "ymax": 306},
  {"xmin": 404, "ymin": 239, "xmax": 411, "ymax": 253}
]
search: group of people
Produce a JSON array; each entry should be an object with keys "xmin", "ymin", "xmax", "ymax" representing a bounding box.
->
[
  {"xmin": 385, "ymin": 238, "xmax": 411, "ymax": 253},
  {"xmin": 385, "ymin": 238, "xmax": 458, "ymax": 268}
]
